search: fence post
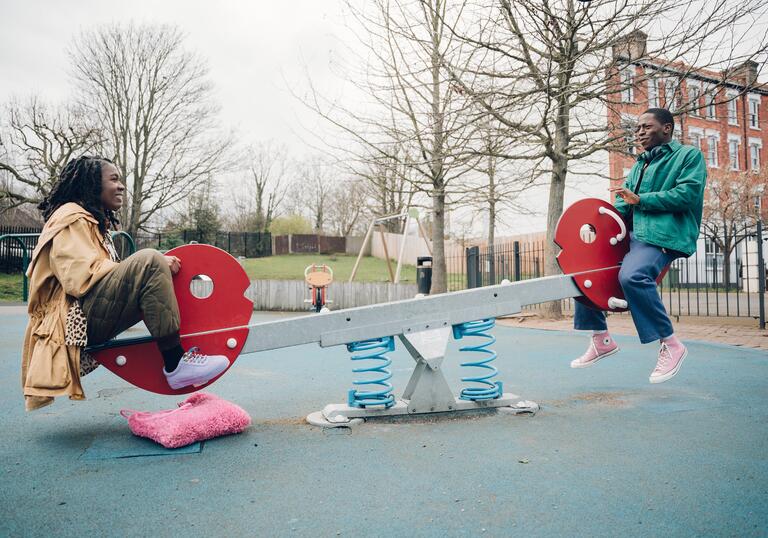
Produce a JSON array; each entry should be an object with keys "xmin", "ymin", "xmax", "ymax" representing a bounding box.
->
[
  {"xmin": 513, "ymin": 241, "xmax": 521, "ymax": 281},
  {"xmin": 466, "ymin": 246, "xmax": 480, "ymax": 288},
  {"xmin": 488, "ymin": 244, "xmax": 496, "ymax": 285},
  {"xmin": 757, "ymin": 220, "xmax": 765, "ymax": 330}
]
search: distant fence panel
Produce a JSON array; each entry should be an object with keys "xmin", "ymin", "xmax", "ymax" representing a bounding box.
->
[
  {"xmin": 272, "ymin": 234, "xmax": 347, "ymax": 255},
  {"xmin": 290, "ymin": 234, "xmax": 319, "ymax": 253},
  {"xmin": 274, "ymin": 235, "xmax": 289, "ymax": 255},
  {"xmin": 190, "ymin": 279, "xmax": 418, "ymax": 311},
  {"xmin": 319, "ymin": 235, "xmax": 345, "ymax": 254}
]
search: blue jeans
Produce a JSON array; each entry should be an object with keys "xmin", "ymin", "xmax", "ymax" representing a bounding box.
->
[{"xmin": 574, "ymin": 233, "xmax": 682, "ymax": 344}]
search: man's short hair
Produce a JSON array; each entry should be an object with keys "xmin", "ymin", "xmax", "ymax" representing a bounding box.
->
[{"xmin": 643, "ymin": 108, "xmax": 675, "ymax": 132}]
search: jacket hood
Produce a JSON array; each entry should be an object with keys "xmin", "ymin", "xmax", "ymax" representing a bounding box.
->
[{"xmin": 26, "ymin": 203, "xmax": 99, "ymax": 277}]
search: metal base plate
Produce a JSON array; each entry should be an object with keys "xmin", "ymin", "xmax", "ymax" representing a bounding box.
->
[
  {"xmin": 306, "ymin": 393, "xmax": 539, "ymax": 428},
  {"xmin": 306, "ymin": 412, "xmax": 364, "ymax": 428}
]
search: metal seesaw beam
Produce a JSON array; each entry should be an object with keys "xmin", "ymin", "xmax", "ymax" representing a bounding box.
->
[
  {"xmin": 238, "ymin": 273, "xmax": 581, "ymax": 352},
  {"xmin": 87, "ymin": 271, "xmax": 588, "ymax": 355}
]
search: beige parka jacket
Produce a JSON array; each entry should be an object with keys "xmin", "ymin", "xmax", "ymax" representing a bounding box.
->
[{"xmin": 21, "ymin": 203, "xmax": 118, "ymax": 411}]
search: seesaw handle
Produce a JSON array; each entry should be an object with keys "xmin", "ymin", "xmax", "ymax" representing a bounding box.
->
[{"xmin": 598, "ymin": 206, "xmax": 627, "ymax": 246}]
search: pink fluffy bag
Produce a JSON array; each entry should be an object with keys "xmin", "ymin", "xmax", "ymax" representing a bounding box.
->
[{"xmin": 120, "ymin": 393, "xmax": 251, "ymax": 449}]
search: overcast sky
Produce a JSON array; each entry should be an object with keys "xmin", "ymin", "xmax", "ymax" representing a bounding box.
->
[
  {"xmin": 3, "ymin": 1, "xmax": 764, "ymax": 236},
  {"xmin": 0, "ymin": 0, "xmax": 354, "ymax": 153}
]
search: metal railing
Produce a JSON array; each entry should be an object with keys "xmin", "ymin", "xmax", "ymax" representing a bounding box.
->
[
  {"xmin": 0, "ymin": 231, "xmax": 136, "ymax": 302},
  {"xmin": 448, "ymin": 224, "xmax": 767, "ymax": 327}
]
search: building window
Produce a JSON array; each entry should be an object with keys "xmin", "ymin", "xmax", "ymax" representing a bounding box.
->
[
  {"xmin": 663, "ymin": 79, "xmax": 678, "ymax": 112},
  {"xmin": 672, "ymin": 128, "xmax": 682, "ymax": 142},
  {"xmin": 750, "ymin": 143, "xmax": 761, "ymax": 170},
  {"xmin": 706, "ymin": 91, "xmax": 717, "ymax": 119},
  {"xmin": 621, "ymin": 68, "xmax": 634, "ymax": 103},
  {"xmin": 727, "ymin": 96, "xmax": 738, "ymax": 125},
  {"xmin": 728, "ymin": 139, "xmax": 739, "ymax": 170},
  {"xmin": 749, "ymin": 98, "xmax": 760, "ymax": 128},
  {"xmin": 707, "ymin": 135, "xmax": 718, "ymax": 167},
  {"xmin": 622, "ymin": 117, "xmax": 637, "ymax": 155},
  {"xmin": 689, "ymin": 132, "xmax": 703, "ymax": 150},
  {"xmin": 647, "ymin": 78, "xmax": 659, "ymax": 108},
  {"xmin": 689, "ymin": 84, "xmax": 701, "ymax": 116}
]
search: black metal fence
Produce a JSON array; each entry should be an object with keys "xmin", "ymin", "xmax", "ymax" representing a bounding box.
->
[
  {"xmin": 0, "ymin": 226, "xmax": 42, "ymax": 272},
  {"xmin": 129, "ymin": 230, "xmax": 272, "ymax": 259},
  {"xmin": 448, "ymin": 223, "xmax": 767, "ymax": 323},
  {"xmin": 0, "ymin": 227, "xmax": 273, "ymax": 273}
]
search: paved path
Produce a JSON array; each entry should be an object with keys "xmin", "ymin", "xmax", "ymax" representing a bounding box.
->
[{"xmin": 500, "ymin": 312, "xmax": 768, "ymax": 351}]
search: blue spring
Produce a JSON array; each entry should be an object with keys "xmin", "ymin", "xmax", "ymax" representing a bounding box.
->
[
  {"xmin": 347, "ymin": 336, "xmax": 396, "ymax": 408},
  {"xmin": 452, "ymin": 319, "xmax": 503, "ymax": 401}
]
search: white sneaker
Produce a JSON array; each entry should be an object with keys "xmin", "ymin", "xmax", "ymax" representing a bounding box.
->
[{"xmin": 164, "ymin": 347, "xmax": 230, "ymax": 390}]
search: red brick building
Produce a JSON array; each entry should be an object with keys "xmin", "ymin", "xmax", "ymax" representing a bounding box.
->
[
  {"xmin": 606, "ymin": 33, "xmax": 767, "ymax": 289},
  {"xmin": 608, "ymin": 33, "xmax": 767, "ymax": 206}
]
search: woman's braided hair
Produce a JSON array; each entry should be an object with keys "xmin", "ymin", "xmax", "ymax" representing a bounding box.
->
[{"xmin": 38, "ymin": 155, "xmax": 119, "ymax": 234}]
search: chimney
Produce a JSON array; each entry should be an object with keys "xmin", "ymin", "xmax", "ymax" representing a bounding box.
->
[
  {"xmin": 612, "ymin": 30, "xmax": 648, "ymax": 61},
  {"xmin": 730, "ymin": 60, "xmax": 758, "ymax": 86}
]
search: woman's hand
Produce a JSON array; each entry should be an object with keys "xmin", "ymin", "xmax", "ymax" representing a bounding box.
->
[
  {"xmin": 164, "ymin": 255, "xmax": 181, "ymax": 275},
  {"xmin": 609, "ymin": 186, "xmax": 640, "ymax": 205}
]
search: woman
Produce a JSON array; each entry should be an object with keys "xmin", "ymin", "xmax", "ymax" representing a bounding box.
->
[{"xmin": 21, "ymin": 156, "xmax": 228, "ymax": 411}]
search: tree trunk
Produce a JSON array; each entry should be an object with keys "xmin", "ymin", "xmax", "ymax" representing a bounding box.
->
[
  {"xmin": 431, "ymin": 190, "xmax": 447, "ymax": 293},
  {"xmin": 541, "ymin": 156, "xmax": 567, "ymax": 318},
  {"xmin": 488, "ymin": 159, "xmax": 496, "ymax": 284},
  {"xmin": 541, "ymin": 120, "xmax": 570, "ymax": 317},
  {"xmin": 428, "ymin": 2, "xmax": 447, "ymax": 294}
]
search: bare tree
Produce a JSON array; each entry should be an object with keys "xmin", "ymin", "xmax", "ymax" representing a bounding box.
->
[
  {"xmin": 467, "ymin": 118, "xmax": 541, "ymax": 247},
  {"xmin": 702, "ymin": 167, "xmax": 768, "ymax": 288},
  {"xmin": 69, "ymin": 23, "xmax": 231, "ymax": 237},
  {"xmin": 301, "ymin": 0, "xmax": 485, "ymax": 293},
  {"xmin": 292, "ymin": 158, "xmax": 335, "ymax": 233},
  {"xmin": 350, "ymin": 144, "xmax": 416, "ymax": 232},
  {"xmin": 326, "ymin": 178, "xmax": 368, "ymax": 236},
  {"xmin": 0, "ymin": 97, "xmax": 101, "ymax": 210},
  {"xmin": 433, "ymin": 0, "xmax": 768, "ymax": 316},
  {"xmin": 232, "ymin": 142, "xmax": 290, "ymax": 232}
]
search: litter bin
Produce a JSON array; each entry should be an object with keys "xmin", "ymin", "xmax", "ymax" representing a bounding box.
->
[{"xmin": 416, "ymin": 256, "xmax": 433, "ymax": 295}]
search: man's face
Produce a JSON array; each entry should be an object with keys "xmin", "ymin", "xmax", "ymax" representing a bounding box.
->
[
  {"xmin": 100, "ymin": 162, "xmax": 125, "ymax": 211},
  {"xmin": 635, "ymin": 113, "xmax": 673, "ymax": 151}
]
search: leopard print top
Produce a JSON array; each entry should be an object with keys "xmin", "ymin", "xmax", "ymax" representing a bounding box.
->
[{"xmin": 67, "ymin": 232, "xmax": 121, "ymax": 377}]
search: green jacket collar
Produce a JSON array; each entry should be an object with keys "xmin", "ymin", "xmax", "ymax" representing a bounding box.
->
[{"xmin": 637, "ymin": 139, "xmax": 681, "ymax": 163}]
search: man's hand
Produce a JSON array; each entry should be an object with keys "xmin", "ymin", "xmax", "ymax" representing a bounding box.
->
[
  {"xmin": 164, "ymin": 255, "xmax": 181, "ymax": 275},
  {"xmin": 609, "ymin": 187, "xmax": 640, "ymax": 205}
]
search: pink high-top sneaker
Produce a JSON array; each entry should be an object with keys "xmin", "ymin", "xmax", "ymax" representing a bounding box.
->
[
  {"xmin": 649, "ymin": 341, "xmax": 688, "ymax": 383},
  {"xmin": 570, "ymin": 332, "xmax": 619, "ymax": 368}
]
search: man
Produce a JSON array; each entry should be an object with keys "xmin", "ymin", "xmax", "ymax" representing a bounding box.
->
[{"xmin": 570, "ymin": 108, "xmax": 707, "ymax": 383}]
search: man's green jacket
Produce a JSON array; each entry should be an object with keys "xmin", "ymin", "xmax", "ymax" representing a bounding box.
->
[{"xmin": 613, "ymin": 139, "xmax": 707, "ymax": 257}]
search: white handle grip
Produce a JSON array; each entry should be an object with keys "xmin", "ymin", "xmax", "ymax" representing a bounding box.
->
[
  {"xmin": 607, "ymin": 297, "xmax": 628, "ymax": 309},
  {"xmin": 598, "ymin": 206, "xmax": 627, "ymax": 245}
]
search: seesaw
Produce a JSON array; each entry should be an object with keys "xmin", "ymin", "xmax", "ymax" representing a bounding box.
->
[{"xmin": 87, "ymin": 198, "xmax": 651, "ymax": 427}]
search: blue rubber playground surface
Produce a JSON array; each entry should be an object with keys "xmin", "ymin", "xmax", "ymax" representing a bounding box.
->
[{"xmin": 1, "ymin": 308, "xmax": 766, "ymax": 537}]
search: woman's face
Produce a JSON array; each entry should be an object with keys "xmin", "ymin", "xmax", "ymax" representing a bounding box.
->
[{"xmin": 100, "ymin": 162, "xmax": 125, "ymax": 212}]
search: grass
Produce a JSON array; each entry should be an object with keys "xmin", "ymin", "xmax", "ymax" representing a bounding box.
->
[
  {"xmin": 241, "ymin": 254, "xmax": 418, "ymax": 283},
  {"xmin": 0, "ymin": 273, "xmax": 23, "ymax": 302},
  {"xmin": 0, "ymin": 254, "xmax": 422, "ymax": 304}
]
